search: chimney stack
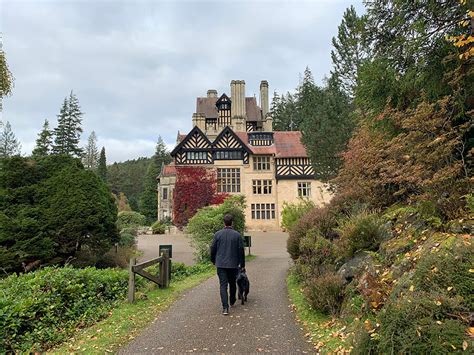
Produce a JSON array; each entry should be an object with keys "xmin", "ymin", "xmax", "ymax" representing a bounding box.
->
[
  {"xmin": 260, "ymin": 80, "xmax": 269, "ymax": 117},
  {"xmin": 207, "ymin": 89, "xmax": 217, "ymax": 98},
  {"xmin": 230, "ymin": 80, "xmax": 246, "ymax": 117}
]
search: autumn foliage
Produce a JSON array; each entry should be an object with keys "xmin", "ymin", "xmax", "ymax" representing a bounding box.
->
[{"xmin": 172, "ymin": 166, "xmax": 228, "ymax": 227}]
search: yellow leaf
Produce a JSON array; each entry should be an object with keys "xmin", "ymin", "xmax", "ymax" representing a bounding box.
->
[
  {"xmin": 409, "ymin": 285, "xmax": 415, "ymax": 292},
  {"xmin": 463, "ymin": 340, "xmax": 468, "ymax": 351},
  {"xmin": 435, "ymin": 300, "xmax": 442, "ymax": 306},
  {"xmin": 436, "ymin": 321, "xmax": 443, "ymax": 325},
  {"xmin": 447, "ymin": 286, "xmax": 453, "ymax": 291},
  {"xmin": 468, "ymin": 269, "xmax": 474, "ymax": 273},
  {"xmin": 467, "ymin": 327, "xmax": 474, "ymax": 336}
]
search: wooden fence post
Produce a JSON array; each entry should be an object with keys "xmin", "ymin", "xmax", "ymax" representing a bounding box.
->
[
  {"xmin": 160, "ymin": 250, "xmax": 170, "ymax": 288},
  {"xmin": 128, "ymin": 257, "xmax": 137, "ymax": 303}
]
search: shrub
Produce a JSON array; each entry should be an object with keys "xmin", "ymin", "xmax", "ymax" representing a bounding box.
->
[
  {"xmin": 353, "ymin": 292, "xmax": 468, "ymax": 354},
  {"xmin": 170, "ymin": 261, "xmax": 213, "ymax": 281},
  {"xmin": 187, "ymin": 195, "xmax": 245, "ymax": 262},
  {"xmin": 296, "ymin": 232, "xmax": 338, "ymax": 278},
  {"xmin": 0, "ymin": 156, "xmax": 118, "ymax": 273},
  {"xmin": 281, "ymin": 199, "xmax": 315, "ymax": 232},
  {"xmin": 304, "ymin": 271, "xmax": 345, "ymax": 316},
  {"xmin": 0, "ymin": 266, "xmax": 128, "ymax": 352},
  {"xmin": 287, "ymin": 206, "xmax": 338, "ymax": 260},
  {"xmin": 116, "ymin": 211, "xmax": 146, "ymax": 230},
  {"xmin": 118, "ymin": 230, "xmax": 136, "ymax": 247},
  {"xmin": 151, "ymin": 221, "xmax": 166, "ymax": 234},
  {"xmin": 336, "ymin": 210, "xmax": 389, "ymax": 259}
]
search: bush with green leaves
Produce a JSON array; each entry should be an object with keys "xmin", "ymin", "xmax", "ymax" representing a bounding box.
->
[
  {"xmin": 187, "ymin": 195, "xmax": 246, "ymax": 262},
  {"xmin": 287, "ymin": 206, "xmax": 338, "ymax": 260},
  {"xmin": 0, "ymin": 266, "xmax": 129, "ymax": 353},
  {"xmin": 296, "ymin": 231, "xmax": 338, "ymax": 278},
  {"xmin": 353, "ymin": 237, "xmax": 473, "ymax": 354},
  {"xmin": 116, "ymin": 211, "xmax": 147, "ymax": 230},
  {"xmin": 336, "ymin": 210, "xmax": 389, "ymax": 259},
  {"xmin": 303, "ymin": 271, "xmax": 345, "ymax": 316},
  {"xmin": 170, "ymin": 261, "xmax": 213, "ymax": 281},
  {"xmin": 0, "ymin": 155, "xmax": 118, "ymax": 273},
  {"xmin": 281, "ymin": 199, "xmax": 315, "ymax": 232},
  {"xmin": 151, "ymin": 220, "xmax": 166, "ymax": 234}
]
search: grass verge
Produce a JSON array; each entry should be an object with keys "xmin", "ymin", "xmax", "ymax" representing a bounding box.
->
[
  {"xmin": 49, "ymin": 268, "xmax": 214, "ymax": 353},
  {"xmin": 287, "ymin": 271, "xmax": 348, "ymax": 354}
]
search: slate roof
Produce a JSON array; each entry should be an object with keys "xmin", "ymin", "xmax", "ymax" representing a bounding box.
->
[
  {"xmin": 234, "ymin": 131, "xmax": 307, "ymax": 158},
  {"xmin": 195, "ymin": 96, "xmax": 263, "ymax": 121}
]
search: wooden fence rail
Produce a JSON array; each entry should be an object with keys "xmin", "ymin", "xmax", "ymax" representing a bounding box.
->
[{"xmin": 128, "ymin": 250, "xmax": 170, "ymax": 303}]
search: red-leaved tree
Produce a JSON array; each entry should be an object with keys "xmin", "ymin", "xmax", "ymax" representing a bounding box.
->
[{"xmin": 173, "ymin": 166, "xmax": 228, "ymax": 227}]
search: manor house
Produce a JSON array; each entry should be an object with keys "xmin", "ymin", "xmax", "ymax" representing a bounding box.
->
[{"xmin": 157, "ymin": 80, "xmax": 331, "ymax": 231}]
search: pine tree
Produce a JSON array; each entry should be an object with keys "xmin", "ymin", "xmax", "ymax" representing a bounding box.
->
[
  {"xmin": 330, "ymin": 6, "xmax": 369, "ymax": 98},
  {"xmin": 52, "ymin": 91, "xmax": 83, "ymax": 157},
  {"xmin": 0, "ymin": 120, "xmax": 21, "ymax": 158},
  {"xmin": 301, "ymin": 74, "xmax": 354, "ymax": 181},
  {"xmin": 83, "ymin": 131, "xmax": 99, "ymax": 170},
  {"xmin": 139, "ymin": 136, "xmax": 172, "ymax": 222},
  {"xmin": 97, "ymin": 147, "xmax": 107, "ymax": 181},
  {"xmin": 32, "ymin": 119, "xmax": 52, "ymax": 159}
]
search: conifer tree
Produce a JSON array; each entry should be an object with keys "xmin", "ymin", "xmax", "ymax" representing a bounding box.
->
[
  {"xmin": 330, "ymin": 6, "xmax": 369, "ymax": 98},
  {"xmin": 0, "ymin": 120, "xmax": 21, "ymax": 158},
  {"xmin": 52, "ymin": 91, "xmax": 83, "ymax": 157},
  {"xmin": 83, "ymin": 131, "xmax": 99, "ymax": 170},
  {"xmin": 97, "ymin": 146, "xmax": 107, "ymax": 181},
  {"xmin": 32, "ymin": 119, "xmax": 52, "ymax": 159},
  {"xmin": 139, "ymin": 136, "xmax": 172, "ymax": 222}
]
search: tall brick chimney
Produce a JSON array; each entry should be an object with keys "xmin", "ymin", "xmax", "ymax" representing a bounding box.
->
[{"xmin": 260, "ymin": 80, "xmax": 269, "ymax": 117}]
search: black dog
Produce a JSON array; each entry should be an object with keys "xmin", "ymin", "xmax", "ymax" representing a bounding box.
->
[{"xmin": 236, "ymin": 268, "xmax": 250, "ymax": 305}]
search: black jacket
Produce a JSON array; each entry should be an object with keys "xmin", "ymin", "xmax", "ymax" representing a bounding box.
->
[{"xmin": 210, "ymin": 227, "xmax": 245, "ymax": 269}]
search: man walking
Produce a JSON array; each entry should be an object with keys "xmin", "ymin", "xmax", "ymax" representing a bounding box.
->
[{"xmin": 210, "ymin": 214, "xmax": 245, "ymax": 315}]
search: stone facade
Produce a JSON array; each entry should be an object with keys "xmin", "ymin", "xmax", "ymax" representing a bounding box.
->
[{"xmin": 157, "ymin": 80, "xmax": 331, "ymax": 231}]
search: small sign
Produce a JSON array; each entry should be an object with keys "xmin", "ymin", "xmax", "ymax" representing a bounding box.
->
[
  {"xmin": 159, "ymin": 244, "xmax": 173, "ymax": 259},
  {"xmin": 244, "ymin": 235, "xmax": 252, "ymax": 248}
]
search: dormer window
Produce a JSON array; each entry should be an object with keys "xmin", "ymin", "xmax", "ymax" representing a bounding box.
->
[
  {"xmin": 216, "ymin": 94, "xmax": 231, "ymax": 127},
  {"xmin": 249, "ymin": 132, "xmax": 273, "ymax": 146}
]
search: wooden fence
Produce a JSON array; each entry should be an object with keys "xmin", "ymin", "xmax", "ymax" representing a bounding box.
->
[{"xmin": 128, "ymin": 250, "xmax": 170, "ymax": 303}]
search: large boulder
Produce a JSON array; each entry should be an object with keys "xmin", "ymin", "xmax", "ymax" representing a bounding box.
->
[{"xmin": 337, "ymin": 251, "xmax": 374, "ymax": 283}]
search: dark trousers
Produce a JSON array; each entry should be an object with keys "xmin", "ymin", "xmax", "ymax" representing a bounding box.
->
[{"xmin": 217, "ymin": 267, "xmax": 238, "ymax": 308}]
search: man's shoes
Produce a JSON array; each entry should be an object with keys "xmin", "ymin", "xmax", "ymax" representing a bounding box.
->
[
  {"xmin": 222, "ymin": 307, "xmax": 229, "ymax": 315},
  {"xmin": 230, "ymin": 300, "xmax": 236, "ymax": 307}
]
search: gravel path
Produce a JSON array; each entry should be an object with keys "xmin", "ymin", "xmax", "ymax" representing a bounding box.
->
[{"xmin": 120, "ymin": 232, "xmax": 313, "ymax": 354}]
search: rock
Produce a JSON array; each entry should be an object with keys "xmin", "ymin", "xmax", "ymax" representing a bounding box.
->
[{"xmin": 337, "ymin": 251, "xmax": 374, "ymax": 283}]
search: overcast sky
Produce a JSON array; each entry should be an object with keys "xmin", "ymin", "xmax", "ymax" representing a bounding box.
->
[{"xmin": 2, "ymin": 0, "xmax": 364, "ymax": 163}]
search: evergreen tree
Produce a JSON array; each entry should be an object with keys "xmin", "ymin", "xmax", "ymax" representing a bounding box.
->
[
  {"xmin": 32, "ymin": 119, "xmax": 52, "ymax": 159},
  {"xmin": 139, "ymin": 136, "xmax": 172, "ymax": 222},
  {"xmin": 301, "ymin": 74, "xmax": 354, "ymax": 181},
  {"xmin": 52, "ymin": 91, "xmax": 83, "ymax": 157},
  {"xmin": 83, "ymin": 131, "xmax": 99, "ymax": 170},
  {"xmin": 97, "ymin": 147, "xmax": 107, "ymax": 181},
  {"xmin": 330, "ymin": 6, "xmax": 369, "ymax": 98},
  {"xmin": 0, "ymin": 121, "xmax": 21, "ymax": 158}
]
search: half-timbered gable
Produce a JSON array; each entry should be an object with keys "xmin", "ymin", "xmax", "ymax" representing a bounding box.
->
[
  {"xmin": 171, "ymin": 126, "xmax": 212, "ymax": 164},
  {"xmin": 275, "ymin": 157, "xmax": 315, "ymax": 180},
  {"xmin": 212, "ymin": 126, "xmax": 251, "ymax": 164}
]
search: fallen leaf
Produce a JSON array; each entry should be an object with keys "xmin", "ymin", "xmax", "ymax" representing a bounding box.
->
[
  {"xmin": 435, "ymin": 301, "xmax": 442, "ymax": 306},
  {"xmin": 447, "ymin": 286, "xmax": 453, "ymax": 291},
  {"xmin": 463, "ymin": 340, "xmax": 468, "ymax": 351},
  {"xmin": 409, "ymin": 285, "xmax": 415, "ymax": 292}
]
